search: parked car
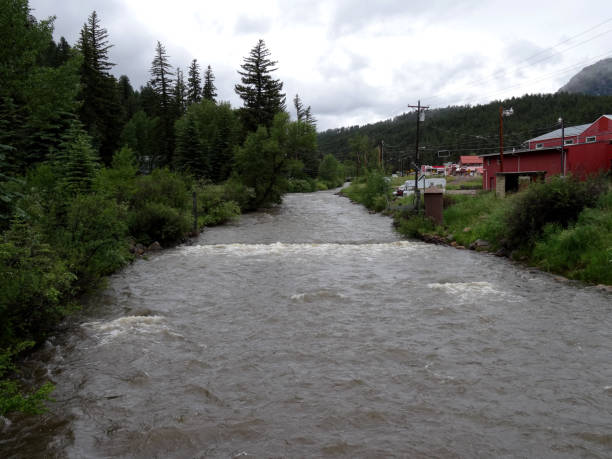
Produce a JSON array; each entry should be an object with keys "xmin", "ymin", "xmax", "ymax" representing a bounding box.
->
[{"xmin": 393, "ymin": 185, "xmax": 407, "ymax": 197}]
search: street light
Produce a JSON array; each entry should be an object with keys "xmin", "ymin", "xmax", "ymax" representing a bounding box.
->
[
  {"xmin": 499, "ymin": 106, "xmax": 514, "ymax": 172},
  {"xmin": 558, "ymin": 117, "xmax": 565, "ymax": 176}
]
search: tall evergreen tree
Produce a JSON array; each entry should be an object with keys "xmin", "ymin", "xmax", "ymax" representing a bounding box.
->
[
  {"xmin": 293, "ymin": 94, "xmax": 305, "ymax": 122},
  {"xmin": 149, "ymin": 41, "xmax": 174, "ymax": 112},
  {"xmin": 0, "ymin": 0, "xmax": 80, "ymax": 170},
  {"xmin": 77, "ymin": 11, "xmax": 122, "ymax": 165},
  {"xmin": 203, "ymin": 65, "xmax": 217, "ymax": 102},
  {"xmin": 235, "ymin": 39, "xmax": 285, "ymax": 132},
  {"xmin": 117, "ymin": 75, "xmax": 138, "ymax": 120},
  {"xmin": 148, "ymin": 41, "xmax": 175, "ymax": 164},
  {"xmin": 187, "ymin": 59, "xmax": 202, "ymax": 105},
  {"xmin": 173, "ymin": 67, "xmax": 187, "ymax": 116}
]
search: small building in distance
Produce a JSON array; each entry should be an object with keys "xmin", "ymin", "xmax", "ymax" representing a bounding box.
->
[
  {"xmin": 457, "ymin": 155, "xmax": 483, "ymax": 175},
  {"xmin": 481, "ymin": 115, "xmax": 612, "ymax": 195}
]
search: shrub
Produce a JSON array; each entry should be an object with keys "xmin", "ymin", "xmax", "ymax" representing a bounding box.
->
[
  {"xmin": 0, "ymin": 221, "xmax": 75, "ymax": 347},
  {"xmin": 531, "ymin": 189, "xmax": 612, "ymax": 284},
  {"xmin": 56, "ymin": 194, "xmax": 130, "ymax": 291},
  {"xmin": 396, "ymin": 214, "xmax": 436, "ymax": 238},
  {"xmin": 504, "ymin": 175, "xmax": 608, "ymax": 249},
  {"xmin": 128, "ymin": 202, "xmax": 190, "ymax": 246},
  {"xmin": 199, "ymin": 201, "xmax": 241, "ymax": 227},
  {"xmin": 286, "ymin": 178, "xmax": 316, "ymax": 193},
  {"xmin": 1, "ymin": 342, "xmax": 55, "ymax": 416},
  {"xmin": 196, "ymin": 183, "xmax": 241, "ymax": 227},
  {"xmin": 128, "ymin": 168, "xmax": 191, "ymax": 245}
]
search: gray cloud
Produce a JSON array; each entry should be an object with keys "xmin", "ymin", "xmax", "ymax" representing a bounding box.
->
[{"xmin": 234, "ymin": 15, "xmax": 272, "ymax": 35}]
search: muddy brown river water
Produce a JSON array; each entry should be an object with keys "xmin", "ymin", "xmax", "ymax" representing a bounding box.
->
[{"xmin": 1, "ymin": 188, "xmax": 611, "ymax": 458}]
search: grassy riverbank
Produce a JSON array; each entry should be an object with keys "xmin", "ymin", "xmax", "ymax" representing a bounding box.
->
[{"xmin": 342, "ymin": 172, "xmax": 612, "ymax": 286}]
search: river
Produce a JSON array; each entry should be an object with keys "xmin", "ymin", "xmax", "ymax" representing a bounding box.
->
[{"xmin": 2, "ymin": 188, "xmax": 611, "ymax": 458}]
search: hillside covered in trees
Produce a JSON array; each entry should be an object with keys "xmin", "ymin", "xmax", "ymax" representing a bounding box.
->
[{"xmin": 318, "ymin": 92, "xmax": 612, "ymax": 173}]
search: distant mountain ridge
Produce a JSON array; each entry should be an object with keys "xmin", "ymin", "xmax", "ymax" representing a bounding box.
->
[{"xmin": 558, "ymin": 58, "xmax": 612, "ymax": 96}]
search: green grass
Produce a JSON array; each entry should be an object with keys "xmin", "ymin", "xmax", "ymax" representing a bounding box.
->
[{"xmin": 392, "ymin": 178, "xmax": 611, "ymax": 285}]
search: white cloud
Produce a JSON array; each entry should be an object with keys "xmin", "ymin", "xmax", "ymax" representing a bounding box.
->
[{"xmin": 29, "ymin": 0, "xmax": 612, "ymax": 130}]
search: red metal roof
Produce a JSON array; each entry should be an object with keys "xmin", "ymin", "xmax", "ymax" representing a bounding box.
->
[{"xmin": 459, "ymin": 155, "xmax": 482, "ymax": 165}]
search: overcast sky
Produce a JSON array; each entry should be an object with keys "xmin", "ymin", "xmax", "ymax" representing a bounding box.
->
[{"xmin": 29, "ymin": 0, "xmax": 612, "ymax": 131}]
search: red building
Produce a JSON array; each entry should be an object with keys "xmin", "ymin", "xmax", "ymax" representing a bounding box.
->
[
  {"xmin": 458, "ymin": 155, "xmax": 483, "ymax": 175},
  {"xmin": 481, "ymin": 115, "xmax": 612, "ymax": 193}
]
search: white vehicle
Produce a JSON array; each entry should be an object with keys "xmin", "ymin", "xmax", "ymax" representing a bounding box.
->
[{"xmin": 401, "ymin": 177, "xmax": 446, "ymax": 196}]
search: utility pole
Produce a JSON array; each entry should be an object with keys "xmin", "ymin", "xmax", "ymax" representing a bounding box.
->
[
  {"xmin": 408, "ymin": 100, "xmax": 429, "ymax": 209},
  {"xmin": 558, "ymin": 117, "xmax": 565, "ymax": 176},
  {"xmin": 499, "ymin": 106, "xmax": 514, "ymax": 173}
]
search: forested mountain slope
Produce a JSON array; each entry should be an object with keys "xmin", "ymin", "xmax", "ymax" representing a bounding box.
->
[
  {"xmin": 317, "ymin": 92, "xmax": 612, "ymax": 169},
  {"xmin": 558, "ymin": 58, "xmax": 612, "ymax": 96}
]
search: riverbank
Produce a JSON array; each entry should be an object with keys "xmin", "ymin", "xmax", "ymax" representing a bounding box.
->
[{"xmin": 341, "ymin": 172, "xmax": 612, "ymax": 286}]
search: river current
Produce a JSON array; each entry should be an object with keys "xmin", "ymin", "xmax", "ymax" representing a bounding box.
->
[{"xmin": 2, "ymin": 189, "xmax": 611, "ymax": 458}]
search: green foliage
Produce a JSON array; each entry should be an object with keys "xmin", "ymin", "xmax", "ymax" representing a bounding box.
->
[
  {"xmin": 504, "ymin": 175, "xmax": 608, "ymax": 249},
  {"xmin": 52, "ymin": 123, "xmax": 100, "ymax": 195},
  {"xmin": 54, "ymin": 194, "xmax": 129, "ymax": 291},
  {"xmin": 0, "ymin": 145, "xmax": 24, "ymax": 228},
  {"xmin": 187, "ymin": 59, "xmax": 202, "ymax": 104},
  {"xmin": 77, "ymin": 11, "xmax": 123, "ymax": 165},
  {"xmin": 174, "ymin": 100, "xmax": 241, "ymax": 182},
  {"xmin": 0, "ymin": 220, "xmax": 75, "ymax": 347},
  {"xmin": 202, "ymin": 65, "xmax": 217, "ymax": 102},
  {"xmin": 128, "ymin": 202, "xmax": 190, "ymax": 246},
  {"xmin": 286, "ymin": 178, "xmax": 318, "ymax": 193},
  {"xmin": 532, "ymin": 190, "xmax": 612, "ymax": 284},
  {"xmin": 396, "ymin": 214, "xmax": 436, "ymax": 238},
  {"xmin": 128, "ymin": 168, "xmax": 191, "ymax": 245},
  {"xmin": 318, "ymin": 154, "xmax": 344, "ymax": 188},
  {"xmin": 1, "ymin": 342, "xmax": 54, "ymax": 416},
  {"xmin": 196, "ymin": 184, "xmax": 241, "ymax": 226},
  {"xmin": 120, "ymin": 110, "xmax": 161, "ymax": 169},
  {"xmin": 235, "ymin": 39, "xmax": 286, "ymax": 132},
  {"xmin": 92, "ymin": 147, "xmax": 138, "ymax": 203},
  {"xmin": 341, "ymin": 170, "xmax": 390, "ymax": 211},
  {"xmin": 287, "ymin": 97, "xmax": 318, "ymax": 177},
  {"xmin": 234, "ymin": 112, "xmax": 290, "ymax": 209},
  {"xmin": 0, "ymin": 1, "xmax": 81, "ymax": 170}
]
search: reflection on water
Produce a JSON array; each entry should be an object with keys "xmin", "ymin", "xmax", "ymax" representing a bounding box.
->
[{"xmin": 2, "ymin": 189, "xmax": 611, "ymax": 458}]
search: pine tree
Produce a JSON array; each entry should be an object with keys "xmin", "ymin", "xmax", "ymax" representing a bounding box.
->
[
  {"xmin": 187, "ymin": 59, "xmax": 202, "ymax": 105},
  {"xmin": 149, "ymin": 41, "xmax": 174, "ymax": 112},
  {"xmin": 293, "ymin": 94, "xmax": 305, "ymax": 122},
  {"xmin": 203, "ymin": 65, "xmax": 217, "ymax": 102},
  {"xmin": 77, "ymin": 11, "xmax": 122, "ymax": 165},
  {"xmin": 148, "ymin": 41, "xmax": 175, "ymax": 165},
  {"xmin": 235, "ymin": 39, "xmax": 286, "ymax": 132},
  {"xmin": 53, "ymin": 122, "xmax": 100, "ymax": 195},
  {"xmin": 173, "ymin": 67, "xmax": 187, "ymax": 116}
]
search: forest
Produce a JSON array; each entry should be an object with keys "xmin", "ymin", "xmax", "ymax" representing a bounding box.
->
[
  {"xmin": 319, "ymin": 92, "xmax": 612, "ymax": 173},
  {"xmin": 0, "ymin": 0, "xmax": 349, "ymax": 415}
]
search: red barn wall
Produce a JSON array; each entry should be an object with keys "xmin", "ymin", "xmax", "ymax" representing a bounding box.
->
[{"xmin": 481, "ymin": 142, "xmax": 611, "ymax": 190}]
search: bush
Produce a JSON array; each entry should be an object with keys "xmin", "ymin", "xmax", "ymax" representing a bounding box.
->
[
  {"xmin": 396, "ymin": 214, "xmax": 436, "ymax": 238},
  {"xmin": 199, "ymin": 201, "xmax": 241, "ymax": 227},
  {"xmin": 196, "ymin": 183, "xmax": 241, "ymax": 227},
  {"xmin": 56, "ymin": 194, "xmax": 130, "ymax": 291},
  {"xmin": 0, "ymin": 220, "xmax": 75, "ymax": 347},
  {"xmin": 1, "ymin": 342, "xmax": 55, "ymax": 416},
  {"xmin": 128, "ymin": 202, "xmax": 190, "ymax": 246},
  {"xmin": 130, "ymin": 168, "xmax": 191, "ymax": 211},
  {"xmin": 128, "ymin": 168, "xmax": 191, "ymax": 245},
  {"xmin": 531, "ymin": 189, "xmax": 612, "ymax": 284},
  {"xmin": 504, "ymin": 175, "xmax": 608, "ymax": 249},
  {"xmin": 286, "ymin": 178, "xmax": 316, "ymax": 193}
]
